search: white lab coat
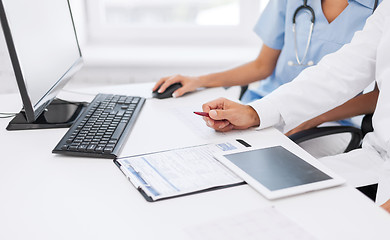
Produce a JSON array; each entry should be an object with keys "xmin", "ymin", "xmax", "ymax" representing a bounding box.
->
[{"xmin": 250, "ymin": 0, "xmax": 390, "ymax": 204}]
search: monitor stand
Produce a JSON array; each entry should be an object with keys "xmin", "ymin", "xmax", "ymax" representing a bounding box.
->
[{"xmin": 6, "ymin": 99, "xmax": 87, "ymax": 131}]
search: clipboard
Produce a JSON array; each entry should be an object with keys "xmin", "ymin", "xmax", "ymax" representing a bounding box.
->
[
  {"xmin": 113, "ymin": 140, "xmax": 250, "ymax": 202},
  {"xmin": 114, "ymin": 158, "xmax": 245, "ymax": 202}
]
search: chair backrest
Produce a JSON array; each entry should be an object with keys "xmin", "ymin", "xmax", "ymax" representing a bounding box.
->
[
  {"xmin": 239, "ymin": 85, "xmax": 248, "ymax": 100},
  {"xmin": 288, "ymin": 114, "xmax": 374, "ymax": 158},
  {"xmin": 361, "ymin": 114, "xmax": 373, "ymax": 137},
  {"xmin": 289, "ymin": 126, "xmax": 363, "ymax": 153}
]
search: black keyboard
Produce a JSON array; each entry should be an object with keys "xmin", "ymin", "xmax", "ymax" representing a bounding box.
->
[{"xmin": 53, "ymin": 93, "xmax": 145, "ymax": 159}]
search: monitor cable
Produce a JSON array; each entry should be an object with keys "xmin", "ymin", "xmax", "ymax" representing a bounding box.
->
[{"xmin": 0, "ymin": 112, "xmax": 17, "ymax": 118}]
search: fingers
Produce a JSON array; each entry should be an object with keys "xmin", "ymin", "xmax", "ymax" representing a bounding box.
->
[
  {"xmin": 173, "ymin": 84, "xmax": 190, "ymax": 98},
  {"xmin": 153, "ymin": 77, "xmax": 168, "ymax": 91},
  {"xmin": 204, "ymin": 117, "xmax": 229, "ymax": 128},
  {"xmin": 202, "ymin": 98, "xmax": 228, "ymax": 112},
  {"xmin": 208, "ymin": 109, "xmax": 234, "ymax": 121},
  {"xmin": 157, "ymin": 75, "xmax": 182, "ymax": 93},
  {"xmin": 217, "ymin": 124, "xmax": 235, "ymax": 132},
  {"xmin": 201, "ymin": 98, "xmax": 235, "ymax": 131},
  {"xmin": 204, "ymin": 118, "xmax": 233, "ymax": 132},
  {"xmin": 201, "ymin": 98, "xmax": 260, "ymax": 131}
]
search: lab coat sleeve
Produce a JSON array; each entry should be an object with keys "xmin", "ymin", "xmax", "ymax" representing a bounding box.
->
[
  {"xmin": 249, "ymin": 2, "xmax": 387, "ymax": 132},
  {"xmin": 249, "ymin": 97, "xmax": 283, "ymax": 130}
]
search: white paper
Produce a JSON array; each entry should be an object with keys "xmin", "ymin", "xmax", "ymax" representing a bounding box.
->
[
  {"xmin": 117, "ymin": 141, "xmax": 245, "ymax": 200},
  {"xmin": 185, "ymin": 207, "xmax": 316, "ymax": 240},
  {"xmin": 170, "ymin": 106, "xmax": 252, "ymax": 140}
]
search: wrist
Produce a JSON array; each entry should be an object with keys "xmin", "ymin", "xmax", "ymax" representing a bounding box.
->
[
  {"xmin": 199, "ymin": 74, "xmax": 225, "ymax": 88},
  {"xmin": 197, "ymin": 75, "xmax": 211, "ymax": 88},
  {"xmin": 315, "ymin": 114, "xmax": 328, "ymax": 126},
  {"xmin": 246, "ymin": 105, "xmax": 260, "ymax": 127}
]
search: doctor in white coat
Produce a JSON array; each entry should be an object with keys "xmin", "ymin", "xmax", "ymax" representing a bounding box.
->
[{"xmin": 200, "ymin": 0, "xmax": 390, "ymax": 212}]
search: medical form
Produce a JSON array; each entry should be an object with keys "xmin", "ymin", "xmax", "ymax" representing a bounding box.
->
[{"xmin": 114, "ymin": 141, "xmax": 247, "ymax": 201}]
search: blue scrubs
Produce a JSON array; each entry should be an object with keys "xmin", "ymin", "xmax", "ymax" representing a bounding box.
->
[{"xmin": 242, "ymin": 0, "xmax": 380, "ymax": 106}]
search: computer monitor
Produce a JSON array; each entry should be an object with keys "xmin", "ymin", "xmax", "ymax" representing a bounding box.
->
[{"xmin": 0, "ymin": 0, "xmax": 84, "ymax": 130}]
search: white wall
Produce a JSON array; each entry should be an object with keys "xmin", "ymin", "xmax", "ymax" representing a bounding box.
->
[
  {"xmin": 0, "ymin": 0, "xmax": 261, "ymax": 94},
  {"xmin": 66, "ymin": 43, "xmax": 260, "ymax": 89},
  {"xmin": 67, "ymin": 0, "xmax": 261, "ymax": 89}
]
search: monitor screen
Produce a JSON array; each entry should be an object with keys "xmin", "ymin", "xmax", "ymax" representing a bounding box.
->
[{"xmin": 0, "ymin": 0, "xmax": 82, "ymax": 122}]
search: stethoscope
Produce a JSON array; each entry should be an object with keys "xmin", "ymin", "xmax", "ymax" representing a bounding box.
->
[
  {"xmin": 288, "ymin": 0, "xmax": 315, "ymax": 67},
  {"xmin": 288, "ymin": 0, "xmax": 379, "ymax": 67}
]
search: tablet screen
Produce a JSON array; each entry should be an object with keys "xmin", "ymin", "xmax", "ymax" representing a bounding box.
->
[{"xmin": 223, "ymin": 146, "xmax": 332, "ymax": 191}]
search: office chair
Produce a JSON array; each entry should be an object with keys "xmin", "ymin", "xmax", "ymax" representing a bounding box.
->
[
  {"xmin": 288, "ymin": 114, "xmax": 373, "ymax": 154},
  {"xmin": 239, "ymin": 85, "xmax": 249, "ymax": 100},
  {"xmin": 288, "ymin": 114, "xmax": 377, "ymax": 201}
]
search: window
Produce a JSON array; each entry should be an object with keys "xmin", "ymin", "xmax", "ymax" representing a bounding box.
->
[{"xmin": 86, "ymin": 0, "xmax": 268, "ymax": 46}]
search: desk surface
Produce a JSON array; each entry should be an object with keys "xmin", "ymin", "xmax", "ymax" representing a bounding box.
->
[{"xmin": 0, "ymin": 83, "xmax": 389, "ymax": 240}]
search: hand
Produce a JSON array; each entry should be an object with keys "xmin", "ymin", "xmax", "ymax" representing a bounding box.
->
[
  {"xmin": 381, "ymin": 199, "xmax": 390, "ymax": 214},
  {"xmin": 153, "ymin": 74, "xmax": 202, "ymax": 98},
  {"xmin": 202, "ymin": 98, "xmax": 260, "ymax": 132}
]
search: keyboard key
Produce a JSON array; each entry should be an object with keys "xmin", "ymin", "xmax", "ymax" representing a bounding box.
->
[
  {"xmin": 69, "ymin": 144, "xmax": 79, "ymax": 151},
  {"xmin": 78, "ymin": 144, "xmax": 88, "ymax": 151},
  {"xmin": 103, "ymin": 147, "xmax": 114, "ymax": 154},
  {"xmin": 95, "ymin": 146, "xmax": 105, "ymax": 153},
  {"xmin": 112, "ymin": 122, "xmax": 126, "ymax": 140},
  {"xmin": 87, "ymin": 144, "xmax": 97, "ymax": 152}
]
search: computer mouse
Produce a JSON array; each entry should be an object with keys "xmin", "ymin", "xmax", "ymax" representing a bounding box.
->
[{"xmin": 152, "ymin": 83, "xmax": 183, "ymax": 99}]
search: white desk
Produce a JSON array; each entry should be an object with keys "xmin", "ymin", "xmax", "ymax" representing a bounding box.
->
[{"xmin": 0, "ymin": 83, "xmax": 389, "ymax": 240}]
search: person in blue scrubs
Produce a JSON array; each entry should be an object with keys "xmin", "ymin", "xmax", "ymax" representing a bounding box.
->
[
  {"xmin": 153, "ymin": 0, "xmax": 380, "ymax": 129},
  {"xmin": 241, "ymin": 0, "xmax": 379, "ymax": 103}
]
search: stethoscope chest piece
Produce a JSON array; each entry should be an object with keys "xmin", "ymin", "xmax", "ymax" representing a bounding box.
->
[{"xmin": 288, "ymin": 60, "xmax": 314, "ymax": 67}]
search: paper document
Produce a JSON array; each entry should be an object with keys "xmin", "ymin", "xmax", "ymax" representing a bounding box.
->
[
  {"xmin": 169, "ymin": 106, "xmax": 252, "ymax": 140},
  {"xmin": 115, "ymin": 141, "xmax": 246, "ymax": 201},
  {"xmin": 185, "ymin": 207, "xmax": 316, "ymax": 240}
]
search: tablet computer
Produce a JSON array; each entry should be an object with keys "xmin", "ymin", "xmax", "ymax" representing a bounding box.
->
[{"xmin": 214, "ymin": 146, "xmax": 345, "ymax": 199}]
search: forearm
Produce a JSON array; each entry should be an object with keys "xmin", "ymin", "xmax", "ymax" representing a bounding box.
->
[
  {"xmin": 198, "ymin": 45, "xmax": 281, "ymax": 88},
  {"xmin": 313, "ymin": 89, "xmax": 379, "ymax": 125},
  {"xmin": 381, "ymin": 199, "xmax": 390, "ymax": 214},
  {"xmin": 199, "ymin": 61, "xmax": 271, "ymax": 88}
]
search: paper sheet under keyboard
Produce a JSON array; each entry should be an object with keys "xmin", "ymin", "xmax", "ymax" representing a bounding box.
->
[{"xmin": 118, "ymin": 143, "xmax": 243, "ymax": 200}]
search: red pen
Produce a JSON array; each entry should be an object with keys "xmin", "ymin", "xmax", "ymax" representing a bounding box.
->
[{"xmin": 194, "ymin": 111, "xmax": 210, "ymax": 117}]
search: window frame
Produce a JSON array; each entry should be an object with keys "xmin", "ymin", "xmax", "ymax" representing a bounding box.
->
[{"xmin": 85, "ymin": 0, "xmax": 265, "ymax": 46}]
